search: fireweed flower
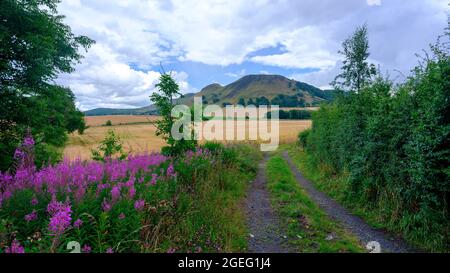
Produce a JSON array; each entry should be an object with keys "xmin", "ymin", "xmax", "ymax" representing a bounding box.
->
[
  {"xmin": 111, "ymin": 186, "xmax": 121, "ymax": 202},
  {"xmin": 166, "ymin": 163, "xmax": 176, "ymax": 178},
  {"xmin": 106, "ymin": 247, "xmax": 114, "ymax": 253},
  {"xmin": 5, "ymin": 239, "xmax": 25, "ymax": 253},
  {"xmin": 47, "ymin": 201, "xmax": 72, "ymax": 236},
  {"xmin": 24, "ymin": 210, "xmax": 38, "ymax": 222},
  {"xmin": 31, "ymin": 198, "xmax": 38, "ymax": 206},
  {"xmin": 128, "ymin": 186, "xmax": 136, "ymax": 200},
  {"xmin": 134, "ymin": 199, "xmax": 145, "ymax": 211},
  {"xmin": 82, "ymin": 245, "xmax": 91, "ymax": 253},
  {"xmin": 102, "ymin": 199, "xmax": 112, "ymax": 212},
  {"xmin": 118, "ymin": 213, "xmax": 125, "ymax": 220},
  {"xmin": 150, "ymin": 173, "xmax": 158, "ymax": 185},
  {"xmin": 74, "ymin": 219, "xmax": 83, "ymax": 228}
]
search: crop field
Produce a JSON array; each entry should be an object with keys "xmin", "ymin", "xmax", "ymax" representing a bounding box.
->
[{"xmin": 64, "ymin": 115, "xmax": 311, "ymax": 160}]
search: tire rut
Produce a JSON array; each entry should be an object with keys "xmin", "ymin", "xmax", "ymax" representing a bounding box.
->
[
  {"xmin": 282, "ymin": 151, "xmax": 416, "ymax": 253},
  {"xmin": 245, "ymin": 153, "xmax": 292, "ymax": 253}
]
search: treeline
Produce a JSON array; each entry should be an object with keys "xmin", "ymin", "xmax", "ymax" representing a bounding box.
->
[
  {"xmin": 301, "ymin": 25, "xmax": 449, "ymax": 251},
  {"xmin": 266, "ymin": 109, "xmax": 312, "ymax": 120},
  {"xmin": 221, "ymin": 94, "xmax": 322, "ymax": 107},
  {"xmin": 0, "ymin": 0, "xmax": 93, "ymax": 170}
]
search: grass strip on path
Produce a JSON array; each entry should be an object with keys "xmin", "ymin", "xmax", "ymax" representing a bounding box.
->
[{"xmin": 265, "ymin": 155, "xmax": 364, "ymax": 253}]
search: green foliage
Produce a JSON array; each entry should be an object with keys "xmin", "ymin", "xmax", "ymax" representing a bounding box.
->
[
  {"xmin": 267, "ymin": 109, "xmax": 312, "ymax": 120},
  {"xmin": 265, "ymin": 155, "xmax": 363, "ymax": 252},
  {"xmin": 332, "ymin": 25, "xmax": 376, "ymax": 92},
  {"xmin": 298, "ymin": 129, "xmax": 311, "ymax": 149},
  {"xmin": 304, "ymin": 36, "xmax": 450, "ymax": 251},
  {"xmin": 151, "ymin": 74, "xmax": 197, "ymax": 156},
  {"xmin": 91, "ymin": 130, "xmax": 128, "ymax": 162},
  {"xmin": 270, "ymin": 94, "xmax": 306, "ymax": 107},
  {"xmin": 105, "ymin": 120, "xmax": 113, "ymax": 126},
  {"xmin": 0, "ymin": 0, "xmax": 93, "ymax": 170}
]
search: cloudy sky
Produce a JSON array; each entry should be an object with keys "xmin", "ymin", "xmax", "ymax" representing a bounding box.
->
[{"xmin": 55, "ymin": 0, "xmax": 449, "ymax": 110}]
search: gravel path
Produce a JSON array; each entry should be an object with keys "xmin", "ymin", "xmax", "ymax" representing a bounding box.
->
[
  {"xmin": 245, "ymin": 153, "xmax": 292, "ymax": 253},
  {"xmin": 282, "ymin": 151, "xmax": 416, "ymax": 253}
]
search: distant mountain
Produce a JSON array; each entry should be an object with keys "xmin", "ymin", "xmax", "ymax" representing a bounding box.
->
[
  {"xmin": 84, "ymin": 93, "xmax": 195, "ymax": 116},
  {"xmin": 191, "ymin": 74, "xmax": 332, "ymax": 106},
  {"xmin": 84, "ymin": 75, "xmax": 335, "ymax": 116}
]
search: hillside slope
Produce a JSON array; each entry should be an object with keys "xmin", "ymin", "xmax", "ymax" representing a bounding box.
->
[
  {"xmin": 192, "ymin": 74, "xmax": 330, "ymax": 106},
  {"xmin": 84, "ymin": 75, "xmax": 334, "ymax": 115}
]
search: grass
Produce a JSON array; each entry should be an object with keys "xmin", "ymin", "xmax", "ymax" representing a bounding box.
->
[
  {"xmin": 282, "ymin": 144, "xmax": 393, "ymax": 230},
  {"xmin": 65, "ymin": 115, "xmax": 311, "ymax": 160},
  {"xmin": 169, "ymin": 145, "xmax": 262, "ymax": 252},
  {"xmin": 265, "ymin": 154, "xmax": 364, "ymax": 253},
  {"xmin": 282, "ymin": 143, "xmax": 445, "ymax": 252}
]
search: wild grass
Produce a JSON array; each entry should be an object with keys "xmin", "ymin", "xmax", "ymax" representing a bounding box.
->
[
  {"xmin": 265, "ymin": 154, "xmax": 364, "ymax": 253},
  {"xmin": 65, "ymin": 116, "xmax": 310, "ymax": 160}
]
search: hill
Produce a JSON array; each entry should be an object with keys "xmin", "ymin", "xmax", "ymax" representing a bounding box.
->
[
  {"xmin": 84, "ymin": 75, "xmax": 335, "ymax": 115},
  {"xmin": 193, "ymin": 74, "xmax": 330, "ymax": 106}
]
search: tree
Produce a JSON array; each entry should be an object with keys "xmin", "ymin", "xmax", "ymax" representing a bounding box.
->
[
  {"xmin": 0, "ymin": 0, "xmax": 94, "ymax": 170},
  {"xmin": 151, "ymin": 73, "xmax": 196, "ymax": 156},
  {"xmin": 91, "ymin": 130, "xmax": 127, "ymax": 162},
  {"xmin": 238, "ymin": 97, "xmax": 246, "ymax": 106},
  {"xmin": 332, "ymin": 24, "xmax": 376, "ymax": 92}
]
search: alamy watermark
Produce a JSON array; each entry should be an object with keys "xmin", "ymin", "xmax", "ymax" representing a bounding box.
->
[{"xmin": 171, "ymin": 97, "xmax": 280, "ymax": 151}]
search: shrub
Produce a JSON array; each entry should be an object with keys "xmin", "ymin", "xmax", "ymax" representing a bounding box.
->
[
  {"xmin": 91, "ymin": 130, "xmax": 128, "ymax": 162},
  {"xmin": 304, "ymin": 40, "xmax": 449, "ymax": 251},
  {"xmin": 105, "ymin": 120, "xmax": 112, "ymax": 126},
  {"xmin": 298, "ymin": 129, "xmax": 310, "ymax": 149}
]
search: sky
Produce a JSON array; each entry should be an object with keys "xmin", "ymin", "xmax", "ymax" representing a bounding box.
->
[{"xmin": 54, "ymin": 0, "xmax": 449, "ymax": 111}]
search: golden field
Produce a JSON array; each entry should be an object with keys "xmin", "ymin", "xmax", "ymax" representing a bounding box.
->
[{"xmin": 64, "ymin": 115, "xmax": 311, "ymax": 160}]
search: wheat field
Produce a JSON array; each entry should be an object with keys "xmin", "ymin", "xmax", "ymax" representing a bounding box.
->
[{"xmin": 64, "ymin": 115, "xmax": 311, "ymax": 160}]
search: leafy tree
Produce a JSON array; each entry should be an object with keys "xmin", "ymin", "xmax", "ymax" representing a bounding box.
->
[
  {"xmin": 238, "ymin": 97, "xmax": 246, "ymax": 106},
  {"xmin": 0, "ymin": 0, "xmax": 94, "ymax": 170},
  {"xmin": 151, "ymin": 73, "xmax": 196, "ymax": 156},
  {"xmin": 91, "ymin": 130, "xmax": 127, "ymax": 162},
  {"xmin": 332, "ymin": 24, "xmax": 376, "ymax": 92},
  {"xmin": 256, "ymin": 96, "xmax": 270, "ymax": 106}
]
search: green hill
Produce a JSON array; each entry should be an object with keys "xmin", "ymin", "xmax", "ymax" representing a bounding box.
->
[{"xmin": 84, "ymin": 75, "xmax": 335, "ymax": 116}]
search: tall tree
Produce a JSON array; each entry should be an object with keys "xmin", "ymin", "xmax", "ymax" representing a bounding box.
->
[
  {"xmin": 0, "ymin": 0, "xmax": 94, "ymax": 170},
  {"xmin": 151, "ymin": 73, "xmax": 196, "ymax": 156},
  {"xmin": 332, "ymin": 24, "xmax": 376, "ymax": 92}
]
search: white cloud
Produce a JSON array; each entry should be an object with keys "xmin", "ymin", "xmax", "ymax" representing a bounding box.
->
[
  {"xmin": 56, "ymin": 44, "xmax": 192, "ymax": 111},
  {"xmin": 367, "ymin": 0, "xmax": 381, "ymax": 6},
  {"xmin": 55, "ymin": 0, "xmax": 449, "ymax": 109}
]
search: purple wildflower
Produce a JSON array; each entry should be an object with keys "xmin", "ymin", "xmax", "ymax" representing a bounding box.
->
[
  {"xmin": 5, "ymin": 239, "xmax": 25, "ymax": 253},
  {"xmin": 24, "ymin": 210, "xmax": 38, "ymax": 222},
  {"xmin": 166, "ymin": 163, "xmax": 176, "ymax": 178},
  {"xmin": 74, "ymin": 219, "xmax": 83, "ymax": 228},
  {"xmin": 102, "ymin": 199, "xmax": 112, "ymax": 212},
  {"xmin": 106, "ymin": 248, "xmax": 114, "ymax": 253},
  {"xmin": 128, "ymin": 186, "xmax": 136, "ymax": 200},
  {"xmin": 111, "ymin": 185, "xmax": 121, "ymax": 202},
  {"xmin": 82, "ymin": 245, "xmax": 91, "ymax": 253},
  {"xmin": 47, "ymin": 200, "xmax": 72, "ymax": 236},
  {"xmin": 118, "ymin": 213, "xmax": 125, "ymax": 220},
  {"xmin": 150, "ymin": 173, "xmax": 158, "ymax": 185},
  {"xmin": 134, "ymin": 199, "xmax": 145, "ymax": 211},
  {"xmin": 31, "ymin": 198, "xmax": 38, "ymax": 206}
]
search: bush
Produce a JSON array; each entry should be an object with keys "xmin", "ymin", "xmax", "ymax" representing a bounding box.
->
[
  {"xmin": 298, "ymin": 129, "xmax": 310, "ymax": 149},
  {"xmin": 105, "ymin": 120, "xmax": 112, "ymax": 126},
  {"xmin": 91, "ymin": 130, "xmax": 128, "ymax": 162},
  {"xmin": 304, "ymin": 43, "xmax": 449, "ymax": 251}
]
